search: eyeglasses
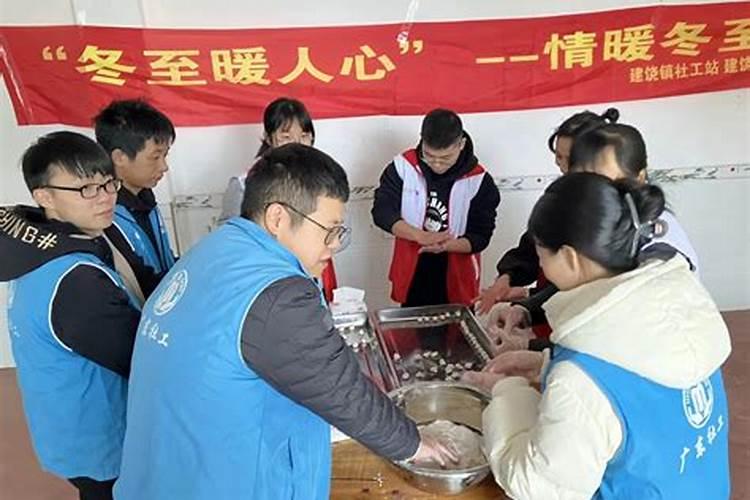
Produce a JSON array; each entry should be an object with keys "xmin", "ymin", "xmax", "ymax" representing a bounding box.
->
[
  {"xmin": 270, "ymin": 202, "xmax": 351, "ymax": 252},
  {"xmin": 44, "ymin": 178, "xmax": 122, "ymax": 199},
  {"xmin": 276, "ymin": 131, "xmax": 314, "ymax": 146},
  {"xmin": 420, "ymin": 139, "xmax": 464, "ymax": 167}
]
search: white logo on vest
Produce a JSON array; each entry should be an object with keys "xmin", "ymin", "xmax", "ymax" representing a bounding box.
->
[
  {"xmin": 683, "ymin": 378, "xmax": 714, "ymax": 429},
  {"xmin": 153, "ymin": 270, "xmax": 189, "ymax": 316}
]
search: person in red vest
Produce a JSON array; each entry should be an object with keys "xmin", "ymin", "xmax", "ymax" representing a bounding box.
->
[{"xmin": 372, "ymin": 109, "xmax": 500, "ymax": 307}]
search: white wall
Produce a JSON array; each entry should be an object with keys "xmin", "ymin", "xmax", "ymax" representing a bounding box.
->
[{"xmin": 1, "ymin": 0, "xmax": 749, "ymax": 368}]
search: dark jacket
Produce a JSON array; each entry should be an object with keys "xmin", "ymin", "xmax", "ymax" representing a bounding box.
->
[
  {"xmin": 496, "ymin": 230, "xmax": 539, "ymax": 287},
  {"xmin": 240, "ymin": 275, "xmax": 420, "ymax": 460},
  {"xmin": 0, "ymin": 206, "xmax": 140, "ymax": 377}
]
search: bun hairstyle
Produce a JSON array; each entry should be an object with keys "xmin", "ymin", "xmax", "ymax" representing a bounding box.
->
[
  {"xmin": 528, "ymin": 172, "xmax": 666, "ymax": 272},
  {"xmin": 548, "ymin": 107, "xmax": 620, "ymax": 153},
  {"xmin": 568, "ymin": 123, "xmax": 648, "ymax": 179}
]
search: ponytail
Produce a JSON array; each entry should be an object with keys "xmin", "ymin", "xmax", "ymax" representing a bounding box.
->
[{"xmin": 529, "ymin": 173, "xmax": 666, "ymax": 273}]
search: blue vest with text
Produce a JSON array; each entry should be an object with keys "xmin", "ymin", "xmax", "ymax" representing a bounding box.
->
[
  {"xmin": 550, "ymin": 346, "xmax": 730, "ymax": 499},
  {"xmin": 114, "ymin": 217, "xmax": 331, "ymax": 500},
  {"xmin": 8, "ymin": 253, "xmax": 138, "ymax": 480},
  {"xmin": 113, "ymin": 203, "xmax": 176, "ymax": 274}
]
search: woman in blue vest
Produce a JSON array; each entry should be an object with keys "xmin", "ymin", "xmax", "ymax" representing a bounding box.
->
[
  {"xmin": 114, "ymin": 144, "xmax": 456, "ymax": 500},
  {"xmin": 1, "ymin": 132, "xmax": 142, "ymax": 500},
  {"xmin": 479, "ymin": 173, "xmax": 731, "ymax": 499},
  {"xmin": 95, "ymin": 99, "xmax": 177, "ymax": 282}
]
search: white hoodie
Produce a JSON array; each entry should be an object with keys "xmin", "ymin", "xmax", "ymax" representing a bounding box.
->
[{"xmin": 482, "ymin": 256, "xmax": 731, "ymax": 499}]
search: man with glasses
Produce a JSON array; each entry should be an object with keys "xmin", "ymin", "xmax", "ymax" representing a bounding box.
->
[
  {"xmin": 115, "ymin": 144, "xmax": 456, "ymax": 500},
  {"xmin": 0, "ymin": 132, "xmax": 142, "ymax": 500},
  {"xmin": 372, "ymin": 108, "xmax": 501, "ymax": 306}
]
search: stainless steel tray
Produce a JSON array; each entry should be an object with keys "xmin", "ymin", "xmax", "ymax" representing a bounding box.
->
[
  {"xmin": 371, "ymin": 305, "xmax": 494, "ymax": 390},
  {"xmin": 335, "ymin": 319, "xmax": 392, "ymax": 392}
]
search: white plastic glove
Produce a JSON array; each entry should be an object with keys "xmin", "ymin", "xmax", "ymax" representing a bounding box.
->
[
  {"xmin": 483, "ymin": 350, "xmax": 545, "ymax": 386},
  {"xmin": 460, "ymin": 370, "xmax": 507, "ymax": 394},
  {"xmin": 490, "ymin": 325, "xmax": 535, "ymax": 355},
  {"xmin": 408, "ymin": 430, "xmax": 459, "ymax": 467}
]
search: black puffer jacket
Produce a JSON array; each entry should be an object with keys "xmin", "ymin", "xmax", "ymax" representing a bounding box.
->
[{"xmin": 0, "ymin": 206, "xmax": 141, "ymax": 377}]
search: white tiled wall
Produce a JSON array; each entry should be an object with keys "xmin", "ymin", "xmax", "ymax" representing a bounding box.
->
[{"xmin": 170, "ymin": 177, "xmax": 750, "ymax": 315}]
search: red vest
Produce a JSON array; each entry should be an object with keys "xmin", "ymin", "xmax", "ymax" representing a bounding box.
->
[
  {"xmin": 388, "ymin": 150, "xmax": 486, "ymax": 305},
  {"xmin": 321, "ymin": 262, "xmax": 337, "ymax": 303}
]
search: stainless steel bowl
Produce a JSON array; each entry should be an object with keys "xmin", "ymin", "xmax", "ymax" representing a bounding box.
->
[{"xmin": 387, "ymin": 382, "xmax": 492, "ymax": 495}]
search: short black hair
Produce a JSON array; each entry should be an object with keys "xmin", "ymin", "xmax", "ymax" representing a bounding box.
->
[
  {"xmin": 94, "ymin": 99, "xmax": 175, "ymax": 159},
  {"xmin": 257, "ymin": 97, "xmax": 315, "ymax": 156},
  {"xmin": 547, "ymin": 108, "xmax": 619, "ymax": 153},
  {"xmin": 420, "ymin": 109, "xmax": 463, "ymax": 149},
  {"xmin": 569, "ymin": 123, "xmax": 648, "ymax": 178},
  {"xmin": 241, "ymin": 144, "xmax": 349, "ymax": 224},
  {"xmin": 528, "ymin": 173, "xmax": 665, "ymax": 272},
  {"xmin": 21, "ymin": 131, "xmax": 114, "ymax": 192}
]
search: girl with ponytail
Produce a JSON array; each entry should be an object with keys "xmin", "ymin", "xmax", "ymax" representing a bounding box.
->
[
  {"xmin": 479, "ymin": 121, "xmax": 701, "ymax": 354},
  {"xmin": 479, "ymin": 173, "xmax": 731, "ymax": 499},
  {"xmin": 548, "ymin": 107, "xmax": 620, "ymax": 173},
  {"xmin": 476, "ymin": 107, "xmax": 620, "ymax": 314}
]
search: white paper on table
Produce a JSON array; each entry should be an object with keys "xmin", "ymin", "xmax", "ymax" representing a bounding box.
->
[{"xmin": 331, "ymin": 426, "xmax": 350, "ymax": 443}]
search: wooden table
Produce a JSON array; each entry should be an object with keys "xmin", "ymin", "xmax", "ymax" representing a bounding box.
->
[{"xmin": 331, "ymin": 439, "xmax": 510, "ymax": 499}]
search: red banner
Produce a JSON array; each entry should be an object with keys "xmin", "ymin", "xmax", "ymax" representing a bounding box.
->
[{"xmin": 1, "ymin": 2, "xmax": 749, "ymax": 126}]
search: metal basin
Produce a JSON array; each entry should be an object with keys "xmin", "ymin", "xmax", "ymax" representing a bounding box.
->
[{"xmin": 387, "ymin": 382, "xmax": 492, "ymax": 495}]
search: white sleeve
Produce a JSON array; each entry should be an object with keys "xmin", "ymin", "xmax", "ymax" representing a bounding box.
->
[{"xmin": 482, "ymin": 361, "xmax": 623, "ymax": 500}]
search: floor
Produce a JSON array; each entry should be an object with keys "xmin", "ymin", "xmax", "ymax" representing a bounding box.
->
[{"xmin": 1, "ymin": 310, "xmax": 748, "ymax": 499}]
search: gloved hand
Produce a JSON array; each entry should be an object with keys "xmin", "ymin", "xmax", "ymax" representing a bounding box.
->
[
  {"xmin": 408, "ymin": 430, "xmax": 459, "ymax": 467},
  {"xmin": 489, "ymin": 324, "xmax": 534, "ymax": 355},
  {"xmin": 495, "ymin": 304, "xmax": 531, "ymax": 332},
  {"xmin": 483, "ymin": 350, "xmax": 545, "ymax": 385},
  {"xmin": 460, "ymin": 370, "xmax": 506, "ymax": 393}
]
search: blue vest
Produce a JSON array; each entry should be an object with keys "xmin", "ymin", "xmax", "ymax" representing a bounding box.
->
[
  {"xmin": 7, "ymin": 253, "xmax": 139, "ymax": 480},
  {"xmin": 113, "ymin": 203, "xmax": 176, "ymax": 274},
  {"xmin": 550, "ymin": 347, "xmax": 730, "ymax": 499},
  {"xmin": 114, "ymin": 217, "xmax": 331, "ymax": 500}
]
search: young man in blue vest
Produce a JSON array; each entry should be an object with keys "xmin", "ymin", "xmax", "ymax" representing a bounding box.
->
[
  {"xmin": 372, "ymin": 108, "xmax": 501, "ymax": 307},
  {"xmin": 114, "ymin": 144, "xmax": 455, "ymax": 500},
  {"xmin": 1, "ymin": 132, "xmax": 142, "ymax": 500},
  {"xmin": 95, "ymin": 99, "xmax": 177, "ymax": 283}
]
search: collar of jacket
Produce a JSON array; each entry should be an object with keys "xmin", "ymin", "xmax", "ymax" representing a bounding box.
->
[
  {"xmin": 0, "ymin": 205, "xmax": 112, "ymax": 281},
  {"xmin": 118, "ymin": 187, "xmax": 157, "ymax": 213},
  {"xmin": 545, "ymin": 256, "xmax": 730, "ymax": 389}
]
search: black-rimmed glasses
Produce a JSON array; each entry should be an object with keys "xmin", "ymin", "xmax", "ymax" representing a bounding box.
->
[
  {"xmin": 43, "ymin": 178, "xmax": 122, "ymax": 199},
  {"xmin": 270, "ymin": 202, "xmax": 351, "ymax": 252}
]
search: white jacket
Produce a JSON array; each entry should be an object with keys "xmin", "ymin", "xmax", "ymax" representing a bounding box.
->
[{"xmin": 482, "ymin": 256, "xmax": 731, "ymax": 499}]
